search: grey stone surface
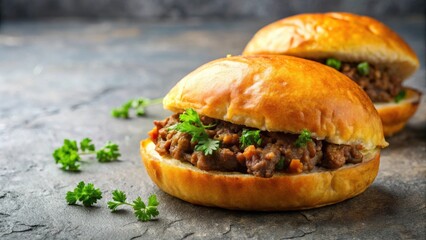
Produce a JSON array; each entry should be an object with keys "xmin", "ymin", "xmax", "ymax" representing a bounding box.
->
[
  {"xmin": 2, "ymin": 0, "xmax": 425, "ymax": 20},
  {"xmin": 0, "ymin": 17, "xmax": 425, "ymax": 239}
]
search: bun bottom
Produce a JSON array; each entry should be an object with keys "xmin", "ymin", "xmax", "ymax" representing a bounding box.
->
[
  {"xmin": 375, "ymin": 88, "xmax": 421, "ymax": 136},
  {"xmin": 140, "ymin": 139, "xmax": 380, "ymax": 211}
]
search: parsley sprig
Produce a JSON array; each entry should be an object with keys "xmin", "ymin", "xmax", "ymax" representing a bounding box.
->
[
  {"xmin": 66, "ymin": 181, "xmax": 102, "ymax": 207},
  {"xmin": 65, "ymin": 185, "xmax": 160, "ymax": 222},
  {"xmin": 108, "ymin": 190, "xmax": 159, "ymax": 222},
  {"xmin": 96, "ymin": 142, "xmax": 121, "ymax": 162},
  {"xmin": 169, "ymin": 109, "xmax": 220, "ymax": 155},
  {"xmin": 53, "ymin": 139, "xmax": 81, "ymax": 171},
  {"xmin": 112, "ymin": 97, "xmax": 163, "ymax": 119},
  {"xmin": 294, "ymin": 129, "xmax": 312, "ymax": 147},
  {"xmin": 240, "ymin": 129, "xmax": 262, "ymax": 149},
  {"xmin": 53, "ymin": 138, "xmax": 121, "ymax": 171}
]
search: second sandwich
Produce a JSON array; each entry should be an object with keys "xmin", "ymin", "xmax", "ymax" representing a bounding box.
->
[{"xmin": 243, "ymin": 12, "xmax": 421, "ymax": 136}]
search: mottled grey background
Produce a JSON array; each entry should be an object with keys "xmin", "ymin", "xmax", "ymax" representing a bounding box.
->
[
  {"xmin": 0, "ymin": 1, "xmax": 425, "ymax": 239},
  {"xmin": 1, "ymin": 0, "xmax": 425, "ymax": 20}
]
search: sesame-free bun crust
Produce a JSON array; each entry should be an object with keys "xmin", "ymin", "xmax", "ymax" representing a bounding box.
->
[
  {"xmin": 243, "ymin": 12, "xmax": 419, "ymax": 80},
  {"xmin": 141, "ymin": 139, "xmax": 380, "ymax": 211},
  {"xmin": 375, "ymin": 88, "xmax": 422, "ymax": 136},
  {"xmin": 163, "ymin": 55, "xmax": 387, "ymax": 150}
]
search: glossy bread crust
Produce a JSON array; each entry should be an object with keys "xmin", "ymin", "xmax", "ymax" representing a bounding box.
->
[
  {"xmin": 141, "ymin": 139, "xmax": 380, "ymax": 211},
  {"xmin": 163, "ymin": 55, "xmax": 387, "ymax": 150},
  {"xmin": 243, "ymin": 12, "xmax": 419, "ymax": 80},
  {"xmin": 375, "ymin": 88, "xmax": 422, "ymax": 136}
]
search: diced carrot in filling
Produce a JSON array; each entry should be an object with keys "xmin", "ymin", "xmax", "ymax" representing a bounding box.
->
[
  {"xmin": 288, "ymin": 159, "xmax": 303, "ymax": 174},
  {"xmin": 148, "ymin": 127, "xmax": 158, "ymax": 141},
  {"xmin": 243, "ymin": 145, "xmax": 256, "ymax": 159}
]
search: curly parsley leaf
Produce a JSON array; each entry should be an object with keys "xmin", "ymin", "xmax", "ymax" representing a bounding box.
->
[
  {"xmin": 66, "ymin": 181, "xmax": 102, "ymax": 207},
  {"xmin": 169, "ymin": 108, "xmax": 220, "ymax": 155},
  {"xmin": 53, "ymin": 139, "xmax": 81, "ymax": 171},
  {"xmin": 108, "ymin": 190, "xmax": 159, "ymax": 222},
  {"xmin": 394, "ymin": 90, "xmax": 406, "ymax": 103},
  {"xmin": 170, "ymin": 121, "xmax": 205, "ymax": 142},
  {"xmin": 107, "ymin": 190, "xmax": 127, "ymax": 211},
  {"xmin": 195, "ymin": 138, "xmax": 220, "ymax": 155},
  {"xmin": 240, "ymin": 129, "xmax": 262, "ymax": 149},
  {"xmin": 112, "ymin": 189, "xmax": 127, "ymax": 203},
  {"xmin": 54, "ymin": 138, "xmax": 121, "ymax": 171},
  {"xmin": 112, "ymin": 98, "xmax": 163, "ymax": 119},
  {"xmin": 106, "ymin": 201, "xmax": 121, "ymax": 211},
  {"xmin": 80, "ymin": 138, "xmax": 95, "ymax": 152},
  {"xmin": 294, "ymin": 129, "xmax": 312, "ymax": 147},
  {"xmin": 134, "ymin": 195, "xmax": 159, "ymax": 222},
  {"xmin": 179, "ymin": 108, "xmax": 201, "ymax": 124},
  {"xmin": 276, "ymin": 157, "xmax": 285, "ymax": 170},
  {"xmin": 325, "ymin": 58, "xmax": 342, "ymax": 70},
  {"xmin": 357, "ymin": 62, "xmax": 370, "ymax": 76},
  {"xmin": 96, "ymin": 142, "xmax": 121, "ymax": 162},
  {"xmin": 111, "ymin": 101, "xmax": 131, "ymax": 118}
]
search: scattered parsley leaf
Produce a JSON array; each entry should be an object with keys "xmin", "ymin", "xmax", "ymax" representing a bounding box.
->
[
  {"xmin": 65, "ymin": 192, "xmax": 78, "ymax": 205},
  {"xmin": 66, "ymin": 181, "xmax": 102, "ymax": 207},
  {"xmin": 325, "ymin": 58, "xmax": 341, "ymax": 70},
  {"xmin": 170, "ymin": 109, "xmax": 220, "ymax": 155},
  {"xmin": 112, "ymin": 189, "xmax": 127, "ymax": 203},
  {"xmin": 147, "ymin": 194, "xmax": 159, "ymax": 207},
  {"xmin": 112, "ymin": 98, "xmax": 163, "ymax": 119},
  {"xmin": 107, "ymin": 190, "xmax": 127, "ymax": 211},
  {"xmin": 133, "ymin": 197, "xmax": 146, "ymax": 210},
  {"xmin": 80, "ymin": 138, "xmax": 95, "ymax": 152},
  {"xmin": 294, "ymin": 129, "xmax": 312, "ymax": 147},
  {"xmin": 106, "ymin": 201, "xmax": 121, "ymax": 211},
  {"xmin": 240, "ymin": 129, "xmax": 262, "ymax": 149},
  {"xmin": 53, "ymin": 139, "xmax": 81, "ymax": 171},
  {"xmin": 108, "ymin": 190, "xmax": 159, "ymax": 222},
  {"xmin": 96, "ymin": 142, "xmax": 121, "ymax": 162},
  {"xmin": 53, "ymin": 138, "xmax": 121, "ymax": 171},
  {"xmin": 394, "ymin": 90, "xmax": 406, "ymax": 103},
  {"xmin": 111, "ymin": 101, "xmax": 131, "ymax": 118},
  {"xmin": 134, "ymin": 195, "xmax": 159, "ymax": 222},
  {"xmin": 357, "ymin": 62, "xmax": 370, "ymax": 76}
]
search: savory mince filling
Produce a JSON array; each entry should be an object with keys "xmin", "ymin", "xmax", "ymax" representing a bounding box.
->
[
  {"xmin": 319, "ymin": 59, "xmax": 403, "ymax": 103},
  {"xmin": 150, "ymin": 112, "xmax": 364, "ymax": 178}
]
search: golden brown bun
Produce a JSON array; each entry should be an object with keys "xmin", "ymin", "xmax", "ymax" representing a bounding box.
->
[
  {"xmin": 375, "ymin": 88, "xmax": 422, "ymax": 136},
  {"xmin": 243, "ymin": 12, "xmax": 419, "ymax": 80},
  {"xmin": 163, "ymin": 55, "xmax": 387, "ymax": 150},
  {"xmin": 141, "ymin": 139, "xmax": 380, "ymax": 211}
]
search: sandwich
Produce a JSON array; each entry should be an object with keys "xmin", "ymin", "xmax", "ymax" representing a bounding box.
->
[
  {"xmin": 243, "ymin": 12, "xmax": 421, "ymax": 136},
  {"xmin": 140, "ymin": 55, "xmax": 388, "ymax": 211}
]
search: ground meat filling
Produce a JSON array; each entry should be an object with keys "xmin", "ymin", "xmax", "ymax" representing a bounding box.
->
[
  {"xmin": 320, "ymin": 60, "xmax": 403, "ymax": 102},
  {"xmin": 152, "ymin": 113, "xmax": 364, "ymax": 178}
]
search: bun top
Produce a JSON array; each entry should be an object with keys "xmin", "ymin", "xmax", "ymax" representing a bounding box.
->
[
  {"xmin": 243, "ymin": 12, "xmax": 419, "ymax": 80},
  {"xmin": 163, "ymin": 55, "xmax": 387, "ymax": 150}
]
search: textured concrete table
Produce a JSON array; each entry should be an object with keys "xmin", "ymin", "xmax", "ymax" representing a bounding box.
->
[{"xmin": 0, "ymin": 17, "xmax": 425, "ymax": 239}]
